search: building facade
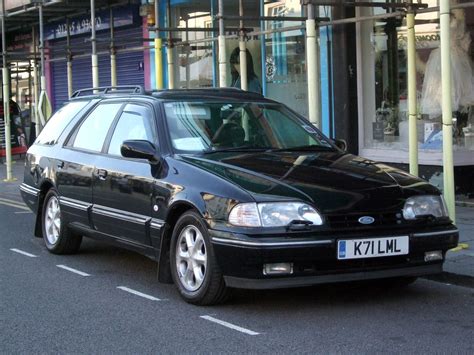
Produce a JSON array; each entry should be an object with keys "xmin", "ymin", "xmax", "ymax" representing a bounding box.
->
[{"xmin": 1, "ymin": 0, "xmax": 473, "ymax": 195}]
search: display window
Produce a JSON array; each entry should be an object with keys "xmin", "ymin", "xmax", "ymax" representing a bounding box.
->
[{"xmin": 358, "ymin": 0, "xmax": 474, "ymax": 165}]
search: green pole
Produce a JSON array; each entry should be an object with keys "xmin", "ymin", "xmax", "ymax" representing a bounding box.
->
[
  {"xmin": 440, "ymin": 0, "xmax": 456, "ymax": 222},
  {"xmin": 407, "ymin": 4, "xmax": 418, "ymax": 176},
  {"xmin": 1, "ymin": 0, "xmax": 14, "ymax": 181},
  {"xmin": 154, "ymin": 0, "xmax": 163, "ymax": 89}
]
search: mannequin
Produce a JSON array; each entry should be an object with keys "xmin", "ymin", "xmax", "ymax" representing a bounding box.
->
[{"xmin": 420, "ymin": 7, "xmax": 474, "ymax": 117}]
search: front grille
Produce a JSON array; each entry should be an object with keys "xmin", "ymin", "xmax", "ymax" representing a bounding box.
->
[{"xmin": 326, "ymin": 212, "xmax": 403, "ymax": 230}]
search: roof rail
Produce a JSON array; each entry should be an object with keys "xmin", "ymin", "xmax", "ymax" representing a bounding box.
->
[{"xmin": 71, "ymin": 86, "xmax": 146, "ymax": 98}]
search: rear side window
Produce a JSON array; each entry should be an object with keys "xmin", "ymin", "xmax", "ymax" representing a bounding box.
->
[
  {"xmin": 72, "ymin": 103, "xmax": 122, "ymax": 152},
  {"xmin": 35, "ymin": 101, "xmax": 89, "ymax": 145}
]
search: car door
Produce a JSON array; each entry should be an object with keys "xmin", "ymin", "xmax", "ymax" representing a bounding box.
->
[
  {"xmin": 91, "ymin": 102, "xmax": 158, "ymax": 246},
  {"xmin": 58, "ymin": 101, "xmax": 123, "ymax": 229}
]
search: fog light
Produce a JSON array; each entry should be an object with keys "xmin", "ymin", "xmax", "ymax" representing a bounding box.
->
[
  {"xmin": 263, "ymin": 263, "xmax": 293, "ymax": 275},
  {"xmin": 424, "ymin": 250, "xmax": 443, "ymax": 262}
]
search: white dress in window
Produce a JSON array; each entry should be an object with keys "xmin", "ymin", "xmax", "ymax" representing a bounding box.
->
[{"xmin": 420, "ymin": 12, "xmax": 474, "ymax": 116}]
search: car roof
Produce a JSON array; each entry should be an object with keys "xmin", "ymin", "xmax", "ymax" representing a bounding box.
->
[{"xmin": 69, "ymin": 86, "xmax": 271, "ymax": 103}]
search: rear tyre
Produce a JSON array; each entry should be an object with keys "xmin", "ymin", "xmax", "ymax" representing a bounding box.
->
[
  {"xmin": 170, "ymin": 211, "xmax": 228, "ymax": 305},
  {"xmin": 41, "ymin": 188, "xmax": 82, "ymax": 254}
]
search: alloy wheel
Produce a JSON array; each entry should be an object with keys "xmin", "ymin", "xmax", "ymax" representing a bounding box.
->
[
  {"xmin": 44, "ymin": 195, "xmax": 61, "ymax": 245},
  {"xmin": 175, "ymin": 225, "xmax": 208, "ymax": 292}
]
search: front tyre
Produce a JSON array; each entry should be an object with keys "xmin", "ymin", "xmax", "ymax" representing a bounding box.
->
[
  {"xmin": 170, "ymin": 211, "xmax": 228, "ymax": 305},
  {"xmin": 42, "ymin": 188, "xmax": 82, "ymax": 254}
]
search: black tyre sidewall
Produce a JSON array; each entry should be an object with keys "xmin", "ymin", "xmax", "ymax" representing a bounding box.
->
[{"xmin": 170, "ymin": 211, "xmax": 221, "ymax": 303}]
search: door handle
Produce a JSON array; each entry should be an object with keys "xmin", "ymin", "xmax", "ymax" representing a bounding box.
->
[{"xmin": 97, "ymin": 169, "xmax": 108, "ymax": 180}]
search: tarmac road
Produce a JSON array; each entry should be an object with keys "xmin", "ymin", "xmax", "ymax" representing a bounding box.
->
[{"xmin": 1, "ymin": 169, "xmax": 473, "ymax": 353}]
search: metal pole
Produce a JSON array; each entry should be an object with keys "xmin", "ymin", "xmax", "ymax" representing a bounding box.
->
[
  {"xmin": 15, "ymin": 62, "xmax": 19, "ymax": 102},
  {"xmin": 38, "ymin": 2, "xmax": 48, "ymax": 128},
  {"xmin": 407, "ymin": 3, "xmax": 418, "ymax": 176},
  {"xmin": 1, "ymin": 0, "xmax": 13, "ymax": 181},
  {"xmin": 90, "ymin": 0, "xmax": 99, "ymax": 89},
  {"xmin": 218, "ymin": 0, "xmax": 226, "ymax": 87},
  {"xmin": 440, "ymin": 0, "xmax": 456, "ymax": 222},
  {"xmin": 66, "ymin": 18, "xmax": 73, "ymax": 98},
  {"xmin": 154, "ymin": 0, "xmax": 163, "ymax": 89},
  {"xmin": 305, "ymin": 3, "xmax": 321, "ymax": 127},
  {"xmin": 185, "ymin": 18, "xmax": 190, "ymax": 88},
  {"xmin": 259, "ymin": 0, "xmax": 266, "ymax": 96},
  {"xmin": 211, "ymin": 0, "xmax": 217, "ymax": 87},
  {"xmin": 110, "ymin": 8, "xmax": 117, "ymax": 87},
  {"xmin": 32, "ymin": 26, "xmax": 39, "ymax": 137},
  {"xmin": 166, "ymin": 0, "xmax": 174, "ymax": 89},
  {"xmin": 238, "ymin": 0, "xmax": 247, "ymax": 91}
]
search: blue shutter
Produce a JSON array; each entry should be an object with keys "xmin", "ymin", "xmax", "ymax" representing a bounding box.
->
[
  {"xmin": 51, "ymin": 25, "xmax": 144, "ymax": 111},
  {"xmin": 115, "ymin": 26, "xmax": 145, "ymax": 87}
]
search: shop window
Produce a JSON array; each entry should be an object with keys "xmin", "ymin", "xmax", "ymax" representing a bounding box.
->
[{"xmin": 360, "ymin": 1, "xmax": 474, "ymax": 160}]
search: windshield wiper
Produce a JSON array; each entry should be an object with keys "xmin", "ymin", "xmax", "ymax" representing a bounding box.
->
[
  {"xmin": 269, "ymin": 145, "xmax": 335, "ymax": 152},
  {"xmin": 202, "ymin": 146, "xmax": 272, "ymax": 154}
]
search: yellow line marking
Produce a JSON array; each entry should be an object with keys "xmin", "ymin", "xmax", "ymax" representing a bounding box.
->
[{"xmin": 450, "ymin": 243, "xmax": 469, "ymax": 252}]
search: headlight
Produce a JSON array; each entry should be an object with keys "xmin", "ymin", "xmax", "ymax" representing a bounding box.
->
[
  {"xmin": 402, "ymin": 195, "xmax": 449, "ymax": 220},
  {"xmin": 228, "ymin": 202, "xmax": 323, "ymax": 227}
]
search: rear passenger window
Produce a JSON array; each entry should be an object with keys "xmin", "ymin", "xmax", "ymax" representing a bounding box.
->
[
  {"xmin": 107, "ymin": 104, "xmax": 155, "ymax": 156},
  {"xmin": 72, "ymin": 103, "xmax": 122, "ymax": 152},
  {"xmin": 35, "ymin": 101, "xmax": 89, "ymax": 145}
]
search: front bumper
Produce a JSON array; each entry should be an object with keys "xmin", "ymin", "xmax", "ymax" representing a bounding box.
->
[{"xmin": 210, "ymin": 226, "xmax": 459, "ymax": 290}]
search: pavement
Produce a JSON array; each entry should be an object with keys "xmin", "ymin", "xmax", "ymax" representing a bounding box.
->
[{"xmin": 1, "ymin": 156, "xmax": 473, "ymax": 284}]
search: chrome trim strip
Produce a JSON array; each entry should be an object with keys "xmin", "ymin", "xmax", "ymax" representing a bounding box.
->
[
  {"xmin": 150, "ymin": 218, "xmax": 164, "ymax": 230},
  {"xmin": 92, "ymin": 205, "xmax": 150, "ymax": 225},
  {"xmin": 19, "ymin": 183, "xmax": 40, "ymax": 196},
  {"xmin": 211, "ymin": 237, "xmax": 332, "ymax": 247},
  {"xmin": 413, "ymin": 230, "xmax": 458, "ymax": 237},
  {"xmin": 59, "ymin": 197, "xmax": 91, "ymax": 211}
]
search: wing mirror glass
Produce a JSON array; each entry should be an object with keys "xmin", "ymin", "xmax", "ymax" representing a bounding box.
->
[{"xmin": 121, "ymin": 140, "xmax": 161, "ymax": 164}]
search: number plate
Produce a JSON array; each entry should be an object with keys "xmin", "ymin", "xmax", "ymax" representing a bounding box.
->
[{"xmin": 337, "ymin": 236, "xmax": 409, "ymax": 260}]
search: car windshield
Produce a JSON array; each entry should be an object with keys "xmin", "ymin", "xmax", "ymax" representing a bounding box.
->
[{"xmin": 163, "ymin": 101, "xmax": 335, "ymax": 153}]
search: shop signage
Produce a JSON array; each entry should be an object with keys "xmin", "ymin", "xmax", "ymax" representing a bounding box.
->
[
  {"xmin": 45, "ymin": 7, "xmax": 136, "ymax": 40},
  {"xmin": 7, "ymin": 32, "xmax": 32, "ymax": 51}
]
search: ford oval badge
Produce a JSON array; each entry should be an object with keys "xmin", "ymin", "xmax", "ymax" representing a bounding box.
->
[{"xmin": 358, "ymin": 216, "xmax": 375, "ymax": 225}]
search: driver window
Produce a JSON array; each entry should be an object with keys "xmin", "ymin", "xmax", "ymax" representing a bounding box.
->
[{"xmin": 108, "ymin": 104, "xmax": 155, "ymax": 156}]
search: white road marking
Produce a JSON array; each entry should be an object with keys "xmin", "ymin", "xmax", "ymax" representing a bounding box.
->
[
  {"xmin": 56, "ymin": 264, "xmax": 91, "ymax": 277},
  {"xmin": 117, "ymin": 286, "xmax": 162, "ymax": 301},
  {"xmin": 200, "ymin": 315, "xmax": 260, "ymax": 336},
  {"xmin": 14, "ymin": 211, "xmax": 33, "ymax": 214},
  {"xmin": 0, "ymin": 197, "xmax": 30, "ymax": 211},
  {"xmin": 10, "ymin": 248, "xmax": 38, "ymax": 258}
]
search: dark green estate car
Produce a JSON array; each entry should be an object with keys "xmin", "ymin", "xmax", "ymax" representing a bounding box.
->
[{"xmin": 20, "ymin": 86, "xmax": 458, "ymax": 305}]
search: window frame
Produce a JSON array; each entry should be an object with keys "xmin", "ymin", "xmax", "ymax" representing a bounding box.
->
[
  {"xmin": 65, "ymin": 100, "xmax": 126, "ymax": 154},
  {"xmin": 103, "ymin": 101, "xmax": 159, "ymax": 158}
]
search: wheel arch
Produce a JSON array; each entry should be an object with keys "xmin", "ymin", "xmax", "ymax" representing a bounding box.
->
[{"xmin": 157, "ymin": 201, "xmax": 203, "ymax": 284}]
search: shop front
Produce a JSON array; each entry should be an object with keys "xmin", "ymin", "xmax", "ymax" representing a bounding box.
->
[
  {"xmin": 356, "ymin": 0, "xmax": 474, "ymax": 194},
  {"xmin": 152, "ymin": 0, "xmax": 332, "ymax": 131}
]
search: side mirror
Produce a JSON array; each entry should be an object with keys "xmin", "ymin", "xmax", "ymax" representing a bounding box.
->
[
  {"xmin": 121, "ymin": 140, "xmax": 160, "ymax": 164},
  {"xmin": 333, "ymin": 139, "xmax": 347, "ymax": 152}
]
